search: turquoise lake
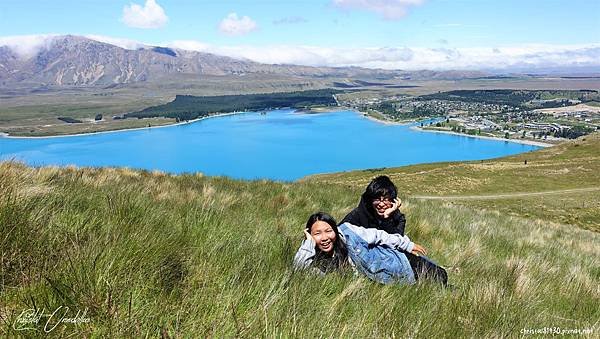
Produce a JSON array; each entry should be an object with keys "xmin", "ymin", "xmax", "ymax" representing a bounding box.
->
[{"xmin": 0, "ymin": 109, "xmax": 540, "ymax": 181}]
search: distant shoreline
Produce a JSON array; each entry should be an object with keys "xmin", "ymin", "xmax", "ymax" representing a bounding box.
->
[
  {"xmin": 362, "ymin": 113, "xmax": 413, "ymax": 126},
  {"xmin": 0, "ymin": 107, "xmax": 343, "ymax": 139},
  {"xmin": 352, "ymin": 109, "xmax": 554, "ymax": 147},
  {"xmin": 0, "ymin": 111, "xmax": 245, "ymax": 139},
  {"xmin": 410, "ymin": 126, "xmax": 554, "ymax": 147},
  {"xmin": 0, "ymin": 108, "xmax": 556, "ymax": 147}
]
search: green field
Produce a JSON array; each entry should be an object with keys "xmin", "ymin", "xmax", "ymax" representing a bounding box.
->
[
  {"xmin": 1, "ymin": 133, "xmax": 599, "ymax": 336},
  {"xmin": 308, "ymin": 133, "xmax": 600, "ymax": 232}
]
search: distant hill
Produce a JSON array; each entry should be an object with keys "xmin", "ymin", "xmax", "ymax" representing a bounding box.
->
[{"xmin": 0, "ymin": 35, "xmax": 488, "ymax": 88}]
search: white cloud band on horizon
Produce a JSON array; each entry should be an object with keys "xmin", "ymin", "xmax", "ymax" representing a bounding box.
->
[
  {"xmin": 122, "ymin": 0, "xmax": 168, "ymax": 29},
  {"xmin": 0, "ymin": 34, "xmax": 148, "ymax": 57},
  {"xmin": 218, "ymin": 13, "xmax": 258, "ymax": 36},
  {"xmin": 1, "ymin": 34, "xmax": 599, "ymax": 72},
  {"xmin": 84, "ymin": 35, "xmax": 147, "ymax": 50},
  {"xmin": 332, "ymin": 0, "xmax": 425, "ymax": 20},
  {"xmin": 167, "ymin": 41, "xmax": 600, "ymax": 72}
]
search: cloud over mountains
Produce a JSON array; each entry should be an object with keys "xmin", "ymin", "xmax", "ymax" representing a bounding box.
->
[
  {"xmin": 167, "ymin": 41, "xmax": 600, "ymax": 72},
  {"xmin": 1, "ymin": 34, "xmax": 598, "ymax": 73}
]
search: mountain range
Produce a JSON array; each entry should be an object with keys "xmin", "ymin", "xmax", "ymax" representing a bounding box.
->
[{"xmin": 0, "ymin": 35, "xmax": 487, "ymax": 88}]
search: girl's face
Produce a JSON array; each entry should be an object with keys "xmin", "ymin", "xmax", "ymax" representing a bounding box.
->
[
  {"xmin": 372, "ymin": 196, "xmax": 393, "ymax": 218},
  {"xmin": 310, "ymin": 220, "xmax": 336, "ymax": 253}
]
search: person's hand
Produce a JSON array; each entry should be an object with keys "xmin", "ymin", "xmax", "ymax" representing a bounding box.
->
[
  {"xmin": 411, "ymin": 243, "xmax": 427, "ymax": 256},
  {"xmin": 303, "ymin": 229, "xmax": 313, "ymax": 241},
  {"xmin": 383, "ymin": 197, "xmax": 401, "ymax": 219}
]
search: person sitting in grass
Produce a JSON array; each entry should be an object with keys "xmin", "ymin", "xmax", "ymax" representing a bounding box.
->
[
  {"xmin": 293, "ymin": 212, "xmax": 428, "ymax": 285},
  {"xmin": 341, "ymin": 175, "xmax": 448, "ymax": 285}
]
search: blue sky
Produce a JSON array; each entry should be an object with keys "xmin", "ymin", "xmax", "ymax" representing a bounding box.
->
[{"xmin": 1, "ymin": 0, "xmax": 599, "ymax": 70}]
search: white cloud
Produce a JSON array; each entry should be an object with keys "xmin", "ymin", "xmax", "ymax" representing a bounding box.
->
[
  {"xmin": 1, "ymin": 34, "xmax": 599, "ymax": 72},
  {"xmin": 168, "ymin": 40, "xmax": 600, "ymax": 71},
  {"xmin": 218, "ymin": 13, "xmax": 258, "ymax": 36},
  {"xmin": 0, "ymin": 34, "xmax": 59, "ymax": 57},
  {"xmin": 0, "ymin": 34, "xmax": 149, "ymax": 57},
  {"xmin": 122, "ymin": 0, "xmax": 168, "ymax": 29},
  {"xmin": 84, "ymin": 35, "xmax": 147, "ymax": 50},
  {"xmin": 332, "ymin": 0, "xmax": 425, "ymax": 20},
  {"xmin": 168, "ymin": 40, "xmax": 211, "ymax": 52}
]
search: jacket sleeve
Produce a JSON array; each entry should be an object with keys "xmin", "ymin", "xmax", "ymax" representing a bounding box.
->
[
  {"xmin": 342, "ymin": 222, "xmax": 414, "ymax": 253},
  {"xmin": 293, "ymin": 238, "xmax": 316, "ymax": 270}
]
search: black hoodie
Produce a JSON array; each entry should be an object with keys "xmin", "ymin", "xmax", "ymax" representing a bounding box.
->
[{"xmin": 340, "ymin": 194, "xmax": 406, "ymax": 235}]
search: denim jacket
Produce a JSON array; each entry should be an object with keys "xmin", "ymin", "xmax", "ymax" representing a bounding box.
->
[{"xmin": 293, "ymin": 222, "xmax": 416, "ymax": 285}]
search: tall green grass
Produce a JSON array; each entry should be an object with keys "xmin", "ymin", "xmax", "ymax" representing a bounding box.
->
[{"xmin": 1, "ymin": 162, "xmax": 598, "ymax": 337}]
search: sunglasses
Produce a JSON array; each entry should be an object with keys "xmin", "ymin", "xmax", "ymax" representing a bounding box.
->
[{"xmin": 372, "ymin": 197, "xmax": 393, "ymax": 205}]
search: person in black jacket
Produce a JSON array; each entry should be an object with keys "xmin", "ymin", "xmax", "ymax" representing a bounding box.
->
[
  {"xmin": 341, "ymin": 175, "xmax": 448, "ymax": 286},
  {"xmin": 341, "ymin": 175, "xmax": 407, "ymax": 235}
]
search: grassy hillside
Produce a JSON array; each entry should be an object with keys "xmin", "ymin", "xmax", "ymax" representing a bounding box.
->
[
  {"xmin": 1, "ymin": 140, "xmax": 599, "ymax": 336},
  {"xmin": 307, "ymin": 133, "xmax": 600, "ymax": 232}
]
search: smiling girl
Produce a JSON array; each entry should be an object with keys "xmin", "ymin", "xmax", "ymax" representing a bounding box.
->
[{"xmin": 293, "ymin": 212, "xmax": 427, "ymax": 284}]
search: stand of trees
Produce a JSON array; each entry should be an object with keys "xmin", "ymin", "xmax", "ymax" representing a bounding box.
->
[
  {"xmin": 125, "ymin": 89, "xmax": 340, "ymax": 121},
  {"xmin": 554, "ymin": 126, "xmax": 594, "ymax": 139},
  {"xmin": 421, "ymin": 90, "xmax": 537, "ymax": 107},
  {"xmin": 57, "ymin": 117, "xmax": 83, "ymax": 124},
  {"xmin": 376, "ymin": 102, "xmax": 444, "ymax": 119},
  {"xmin": 419, "ymin": 89, "xmax": 599, "ymax": 108}
]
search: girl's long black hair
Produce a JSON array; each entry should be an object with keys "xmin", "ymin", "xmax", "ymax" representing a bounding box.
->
[{"xmin": 305, "ymin": 212, "xmax": 349, "ymax": 273}]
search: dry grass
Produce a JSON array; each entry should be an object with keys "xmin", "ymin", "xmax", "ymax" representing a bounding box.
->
[{"xmin": 1, "ymin": 160, "xmax": 598, "ymax": 336}]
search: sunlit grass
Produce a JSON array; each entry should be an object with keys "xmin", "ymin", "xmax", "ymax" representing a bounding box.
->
[
  {"xmin": 1, "ymin": 160, "xmax": 598, "ymax": 337},
  {"xmin": 307, "ymin": 133, "xmax": 600, "ymax": 232}
]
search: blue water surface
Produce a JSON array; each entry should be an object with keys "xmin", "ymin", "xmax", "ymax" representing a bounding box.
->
[{"xmin": 0, "ymin": 109, "xmax": 540, "ymax": 181}]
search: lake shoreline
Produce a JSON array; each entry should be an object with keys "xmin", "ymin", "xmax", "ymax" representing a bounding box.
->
[
  {"xmin": 363, "ymin": 113, "xmax": 413, "ymax": 126},
  {"xmin": 0, "ymin": 107, "xmax": 328, "ymax": 139},
  {"xmin": 1, "ymin": 108, "xmax": 549, "ymax": 181},
  {"xmin": 1, "ymin": 108, "xmax": 553, "ymax": 148},
  {"xmin": 355, "ymin": 110, "xmax": 555, "ymax": 147},
  {"xmin": 0, "ymin": 112, "xmax": 245, "ymax": 139},
  {"xmin": 410, "ymin": 126, "xmax": 554, "ymax": 147}
]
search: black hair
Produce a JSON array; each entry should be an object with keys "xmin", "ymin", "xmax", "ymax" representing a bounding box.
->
[
  {"xmin": 361, "ymin": 175, "xmax": 398, "ymax": 218},
  {"xmin": 305, "ymin": 212, "xmax": 348, "ymax": 273},
  {"xmin": 362, "ymin": 175, "xmax": 397, "ymax": 202}
]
